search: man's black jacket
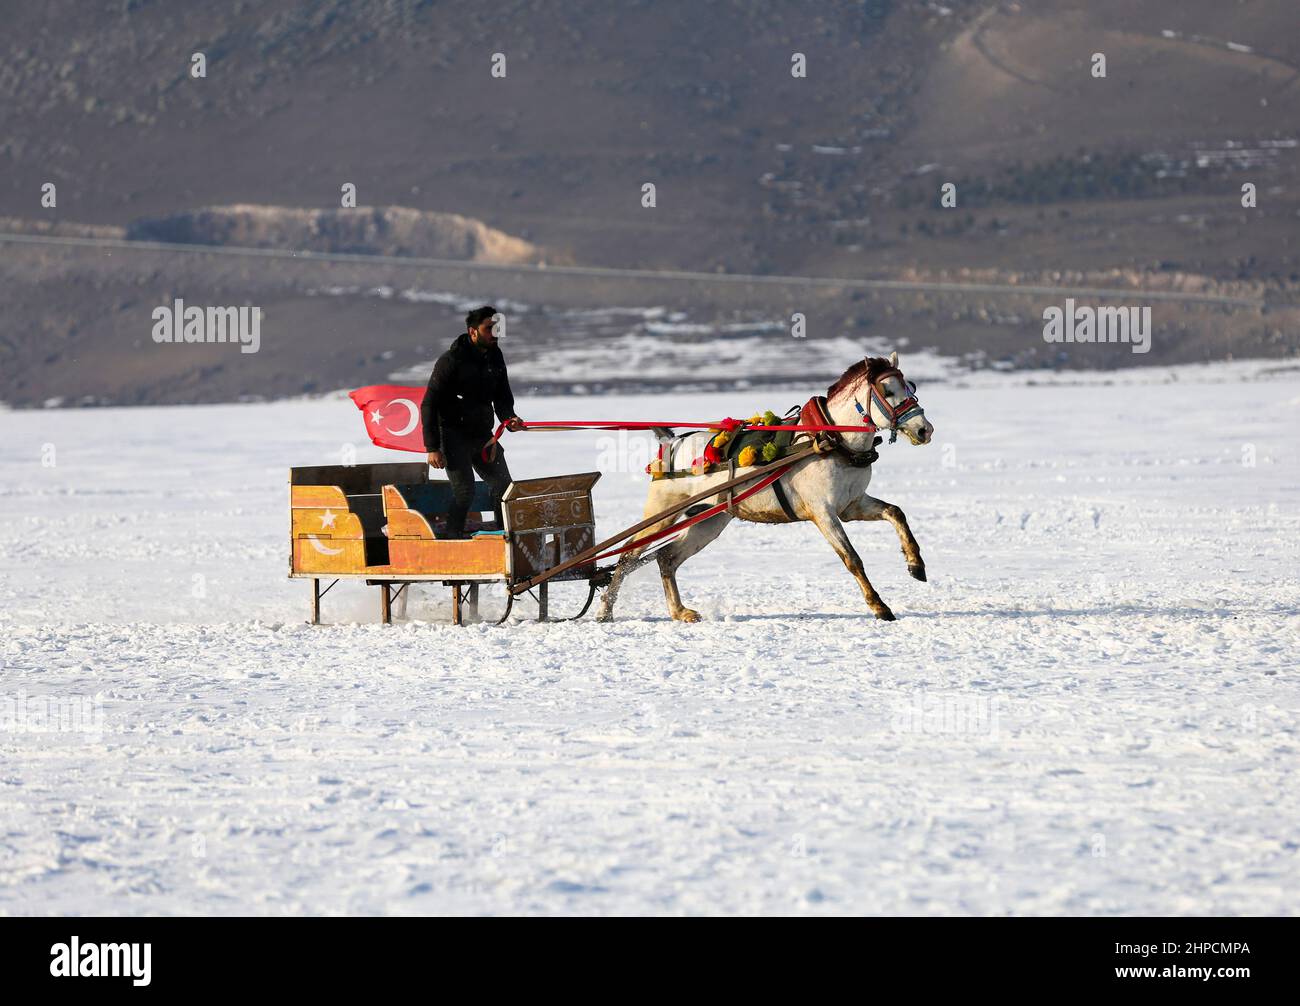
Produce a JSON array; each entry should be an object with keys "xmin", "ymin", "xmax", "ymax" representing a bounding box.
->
[{"xmin": 421, "ymin": 332, "xmax": 517, "ymax": 452}]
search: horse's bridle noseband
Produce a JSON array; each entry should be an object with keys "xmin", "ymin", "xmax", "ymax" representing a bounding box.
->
[{"xmin": 853, "ymin": 367, "xmax": 924, "ymax": 443}]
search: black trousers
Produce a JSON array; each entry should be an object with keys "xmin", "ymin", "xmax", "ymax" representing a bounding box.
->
[{"xmin": 440, "ymin": 425, "xmax": 514, "ymax": 534}]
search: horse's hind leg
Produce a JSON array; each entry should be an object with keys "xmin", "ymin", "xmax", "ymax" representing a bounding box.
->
[
  {"xmin": 841, "ymin": 495, "xmax": 927, "ymax": 581},
  {"xmin": 655, "ymin": 512, "xmax": 732, "ymax": 623},
  {"xmin": 595, "ymin": 513, "xmax": 679, "ymax": 622},
  {"xmin": 809, "ymin": 506, "xmax": 895, "ymax": 621}
]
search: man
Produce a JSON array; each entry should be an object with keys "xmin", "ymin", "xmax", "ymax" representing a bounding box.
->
[{"xmin": 421, "ymin": 305, "xmax": 525, "ymax": 539}]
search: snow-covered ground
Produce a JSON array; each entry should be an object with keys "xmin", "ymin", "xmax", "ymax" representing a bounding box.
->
[{"xmin": 1, "ymin": 363, "xmax": 1298, "ymax": 915}]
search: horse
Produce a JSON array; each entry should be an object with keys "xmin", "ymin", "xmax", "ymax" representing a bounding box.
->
[{"xmin": 595, "ymin": 352, "xmax": 933, "ymax": 623}]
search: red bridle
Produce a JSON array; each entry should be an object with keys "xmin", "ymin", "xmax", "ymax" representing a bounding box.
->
[{"xmin": 853, "ymin": 367, "xmax": 924, "ymax": 442}]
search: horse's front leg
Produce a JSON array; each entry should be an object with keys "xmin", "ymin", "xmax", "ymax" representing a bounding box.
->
[
  {"xmin": 808, "ymin": 506, "xmax": 895, "ymax": 621},
  {"xmin": 840, "ymin": 495, "xmax": 927, "ymax": 581}
]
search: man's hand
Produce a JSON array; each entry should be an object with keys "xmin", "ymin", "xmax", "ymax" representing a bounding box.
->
[
  {"xmin": 505, "ymin": 416, "xmax": 526, "ymax": 432},
  {"xmin": 427, "ymin": 450, "xmax": 445, "ymax": 469}
]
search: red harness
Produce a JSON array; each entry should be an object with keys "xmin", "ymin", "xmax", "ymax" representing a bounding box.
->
[{"xmin": 800, "ymin": 397, "xmax": 880, "ymax": 466}]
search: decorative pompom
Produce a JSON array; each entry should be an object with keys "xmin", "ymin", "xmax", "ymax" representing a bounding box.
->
[
  {"xmin": 762, "ymin": 441, "xmax": 780, "ymax": 462},
  {"xmin": 762, "ymin": 410, "xmax": 779, "ymax": 427},
  {"xmin": 712, "ymin": 430, "xmax": 731, "ymax": 447},
  {"xmin": 737, "ymin": 445, "xmax": 759, "ymax": 467}
]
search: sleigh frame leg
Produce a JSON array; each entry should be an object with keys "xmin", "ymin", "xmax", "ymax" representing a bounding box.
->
[{"xmin": 310, "ymin": 578, "xmax": 339, "ymax": 625}]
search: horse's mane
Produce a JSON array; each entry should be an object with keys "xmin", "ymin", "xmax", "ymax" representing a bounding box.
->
[{"xmin": 827, "ymin": 356, "xmax": 892, "ymax": 401}]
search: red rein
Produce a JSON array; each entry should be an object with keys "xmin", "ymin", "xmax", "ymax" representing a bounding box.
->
[{"xmin": 481, "ymin": 415, "xmax": 872, "ymax": 462}]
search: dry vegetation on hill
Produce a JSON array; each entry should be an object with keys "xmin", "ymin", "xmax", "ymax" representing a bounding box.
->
[{"xmin": 1, "ymin": 0, "xmax": 1296, "ymax": 405}]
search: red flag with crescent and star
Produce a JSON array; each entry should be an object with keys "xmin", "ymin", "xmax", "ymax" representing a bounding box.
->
[{"xmin": 350, "ymin": 385, "xmax": 427, "ymax": 452}]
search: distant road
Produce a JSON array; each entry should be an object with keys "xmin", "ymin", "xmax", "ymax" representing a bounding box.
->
[{"xmin": 0, "ymin": 231, "xmax": 1268, "ymax": 308}]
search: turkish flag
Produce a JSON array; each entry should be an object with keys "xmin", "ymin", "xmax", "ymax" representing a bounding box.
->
[{"xmin": 350, "ymin": 385, "xmax": 427, "ymax": 452}]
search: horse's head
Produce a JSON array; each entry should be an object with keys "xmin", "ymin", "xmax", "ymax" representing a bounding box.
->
[{"xmin": 828, "ymin": 351, "xmax": 933, "ymax": 445}]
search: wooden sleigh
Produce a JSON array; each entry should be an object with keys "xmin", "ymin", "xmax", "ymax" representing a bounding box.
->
[
  {"xmin": 290, "ymin": 439, "xmax": 824, "ymax": 626},
  {"xmin": 289, "ymin": 463, "xmax": 606, "ymax": 625}
]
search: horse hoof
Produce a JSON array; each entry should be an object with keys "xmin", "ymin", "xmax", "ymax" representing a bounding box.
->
[
  {"xmin": 595, "ymin": 612, "xmax": 614, "ymax": 623},
  {"xmin": 874, "ymin": 607, "xmax": 896, "ymax": 622},
  {"xmin": 908, "ymin": 564, "xmax": 927, "ymax": 582},
  {"xmin": 675, "ymin": 608, "xmax": 702, "ymax": 623}
]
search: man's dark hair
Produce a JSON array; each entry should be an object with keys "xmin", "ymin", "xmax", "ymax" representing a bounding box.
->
[{"xmin": 465, "ymin": 305, "xmax": 497, "ymax": 330}]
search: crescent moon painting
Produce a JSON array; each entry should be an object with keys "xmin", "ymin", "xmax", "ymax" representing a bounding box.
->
[
  {"xmin": 385, "ymin": 398, "xmax": 420, "ymax": 437},
  {"xmin": 306, "ymin": 535, "xmax": 344, "ymax": 556}
]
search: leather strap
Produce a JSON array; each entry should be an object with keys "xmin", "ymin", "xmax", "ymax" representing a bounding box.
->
[
  {"xmin": 801, "ymin": 396, "xmax": 879, "ymax": 467},
  {"xmin": 771, "ymin": 476, "xmax": 799, "ymax": 521}
]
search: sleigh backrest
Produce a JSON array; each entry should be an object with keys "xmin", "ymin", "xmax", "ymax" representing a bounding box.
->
[
  {"xmin": 382, "ymin": 481, "xmax": 495, "ymax": 521},
  {"xmin": 289, "ymin": 463, "xmax": 428, "ymax": 572},
  {"xmin": 381, "ymin": 481, "xmax": 499, "ymax": 551}
]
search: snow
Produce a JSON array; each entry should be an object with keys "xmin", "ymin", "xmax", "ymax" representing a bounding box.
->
[{"xmin": 1, "ymin": 366, "xmax": 1298, "ymax": 915}]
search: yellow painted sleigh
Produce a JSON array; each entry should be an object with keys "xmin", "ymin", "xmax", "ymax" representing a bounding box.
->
[{"xmin": 289, "ymin": 462, "xmax": 604, "ymax": 624}]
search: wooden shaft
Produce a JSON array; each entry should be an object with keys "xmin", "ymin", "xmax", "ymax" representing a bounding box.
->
[{"xmin": 510, "ymin": 444, "xmax": 819, "ymax": 594}]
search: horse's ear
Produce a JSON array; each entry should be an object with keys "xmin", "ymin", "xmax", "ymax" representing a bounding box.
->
[{"xmin": 889, "ymin": 350, "xmax": 899, "ymax": 369}]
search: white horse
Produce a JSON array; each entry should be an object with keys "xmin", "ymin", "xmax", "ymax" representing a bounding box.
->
[{"xmin": 596, "ymin": 352, "xmax": 934, "ymax": 623}]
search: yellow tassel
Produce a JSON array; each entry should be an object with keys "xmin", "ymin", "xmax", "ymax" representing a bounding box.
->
[{"xmin": 737, "ymin": 445, "xmax": 758, "ymax": 467}]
